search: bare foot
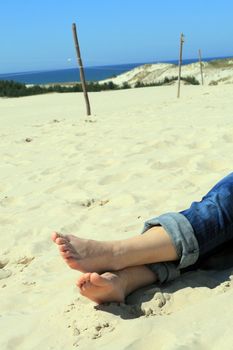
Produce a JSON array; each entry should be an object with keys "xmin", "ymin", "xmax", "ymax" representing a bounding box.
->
[
  {"xmin": 77, "ymin": 266, "xmax": 157, "ymax": 304},
  {"xmin": 51, "ymin": 232, "xmax": 120, "ymax": 273},
  {"xmin": 77, "ymin": 271, "xmax": 125, "ymax": 304},
  {"xmin": 52, "ymin": 226, "xmax": 177, "ymax": 274}
]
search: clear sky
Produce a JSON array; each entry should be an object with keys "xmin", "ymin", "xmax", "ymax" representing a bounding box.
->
[{"xmin": 1, "ymin": 0, "xmax": 233, "ymax": 73}]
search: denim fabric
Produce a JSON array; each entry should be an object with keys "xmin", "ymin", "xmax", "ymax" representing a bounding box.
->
[
  {"xmin": 146, "ymin": 261, "xmax": 181, "ymax": 284},
  {"xmin": 142, "ymin": 172, "xmax": 233, "ymax": 283},
  {"xmin": 142, "ymin": 213, "xmax": 199, "ymax": 283},
  {"xmin": 181, "ymin": 172, "xmax": 233, "ymax": 257},
  {"xmin": 143, "ymin": 213, "xmax": 199, "ymax": 268}
]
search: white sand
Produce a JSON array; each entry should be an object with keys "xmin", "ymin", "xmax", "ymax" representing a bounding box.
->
[{"xmin": 1, "ymin": 84, "xmax": 233, "ymax": 349}]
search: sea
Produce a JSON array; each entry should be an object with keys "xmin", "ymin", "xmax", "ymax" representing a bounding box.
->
[{"xmin": 0, "ymin": 56, "xmax": 230, "ymax": 85}]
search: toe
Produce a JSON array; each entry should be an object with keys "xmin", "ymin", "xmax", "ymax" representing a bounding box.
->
[
  {"xmin": 61, "ymin": 251, "xmax": 73, "ymax": 258},
  {"xmin": 76, "ymin": 273, "xmax": 91, "ymax": 288},
  {"xmin": 52, "ymin": 231, "xmax": 71, "ymax": 245},
  {"xmin": 80, "ymin": 272, "xmax": 91, "ymax": 282},
  {"xmin": 81, "ymin": 273, "xmax": 91, "ymax": 284},
  {"xmin": 76, "ymin": 279, "xmax": 83, "ymax": 288},
  {"xmin": 56, "ymin": 237, "xmax": 67, "ymax": 245},
  {"xmin": 59, "ymin": 244, "xmax": 69, "ymax": 252},
  {"xmin": 90, "ymin": 272, "xmax": 107, "ymax": 287},
  {"xmin": 52, "ymin": 231, "xmax": 64, "ymax": 243},
  {"xmin": 51, "ymin": 231, "xmax": 58, "ymax": 242},
  {"xmin": 80, "ymin": 281, "xmax": 92, "ymax": 292},
  {"xmin": 83, "ymin": 272, "xmax": 92, "ymax": 282}
]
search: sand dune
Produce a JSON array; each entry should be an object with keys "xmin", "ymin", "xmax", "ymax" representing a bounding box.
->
[
  {"xmin": 102, "ymin": 58, "xmax": 233, "ymax": 86},
  {"xmin": 1, "ymin": 84, "xmax": 233, "ymax": 349}
]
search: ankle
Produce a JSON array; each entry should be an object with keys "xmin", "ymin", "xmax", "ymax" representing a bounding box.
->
[
  {"xmin": 110, "ymin": 240, "xmax": 127, "ymax": 271},
  {"xmin": 114, "ymin": 270, "xmax": 129, "ymax": 297}
]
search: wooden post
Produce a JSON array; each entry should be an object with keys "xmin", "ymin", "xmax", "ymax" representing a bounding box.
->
[
  {"xmin": 177, "ymin": 33, "xmax": 184, "ymax": 98},
  {"xmin": 72, "ymin": 23, "xmax": 91, "ymax": 116},
  {"xmin": 198, "ymin": 49, "xmax": 204, "ymax": 85}
]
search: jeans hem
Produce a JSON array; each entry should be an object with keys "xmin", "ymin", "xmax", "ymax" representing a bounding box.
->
[{"xmin": 142, "ymin": 212, "xmax": 200, "ymax": 283}]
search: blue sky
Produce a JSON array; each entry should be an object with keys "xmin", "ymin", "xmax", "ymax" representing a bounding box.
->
[{"xmin": 0, "ymin": 0, "xmax": 233, "ymax": 73}]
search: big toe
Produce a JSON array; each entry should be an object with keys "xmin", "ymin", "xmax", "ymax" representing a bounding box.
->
[
  {"xmin": 51, "ymin": 232, "xmax": 68, "ymax": 245},
  {"xmin": 51, "ymin": 231, "xmax": 58, "ymax": 242},
  {"xmin": 77, "ymin": 272, "xmax": 91, "ymax": 288},
  {"xmin": 90, "ymin": 272, "xmax": 109, "ymax": 287}
]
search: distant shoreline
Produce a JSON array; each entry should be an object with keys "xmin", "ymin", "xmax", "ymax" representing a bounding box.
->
[{"xmin": 1, "ymin": 56, "xmax": 232, "ymax": 85}]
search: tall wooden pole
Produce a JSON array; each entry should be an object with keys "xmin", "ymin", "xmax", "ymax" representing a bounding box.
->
[
  {"xmin": 177, "ymin": 33, "xmax": 185, "ymax": 98},
  {"xmin": 72, "ymin": 23, "xmax": 91, "ymax": 116},
  {"xmin": 198, "ymin": 49, "xmax": 204, "ymax": 85}
]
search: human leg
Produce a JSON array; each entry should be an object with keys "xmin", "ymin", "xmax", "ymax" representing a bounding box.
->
[
  {"xmin": 142, "ymin": 172, "xmax": 233, "ymax": 282},
  {"xmin": 52, "ymin": 172, "xmax": 233, "ymax": 289},
  {"xmin": 51, "ymin": 226, "xmax": 178, "ymax": 273}
]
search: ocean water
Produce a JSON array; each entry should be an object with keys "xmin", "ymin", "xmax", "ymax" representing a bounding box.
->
[
  {"xmin": 0, "ymin": 63, "xmax": 143, "ymax": 85},
  {"xmin": 0, "ymin": 57, "xmax": 230, "ymax": 85}
]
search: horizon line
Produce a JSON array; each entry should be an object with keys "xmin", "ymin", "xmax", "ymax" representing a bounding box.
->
[{"xmin": 0, "ymin": 55, "xmax": 232, "ymax": 76}]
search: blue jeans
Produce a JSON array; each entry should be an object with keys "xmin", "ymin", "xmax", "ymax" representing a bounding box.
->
[{"xmin": 142, "ymin": 172, "xmax": 233, "ymax": 283}]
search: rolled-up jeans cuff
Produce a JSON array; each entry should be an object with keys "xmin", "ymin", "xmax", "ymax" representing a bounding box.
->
[
  {"xmin": 147, "ymin": 262, "xmax": 181, "ymax": 284},
  {"xmin": 142, "ymin": 212, "xmax": 200, "ymax": 283}
]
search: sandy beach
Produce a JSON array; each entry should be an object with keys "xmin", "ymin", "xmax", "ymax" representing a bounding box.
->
[{"xmin": 1, "ymin": 84, "xmax": 233, "ymax": 349}]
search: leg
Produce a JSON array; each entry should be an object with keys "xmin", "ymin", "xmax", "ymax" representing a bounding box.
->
[
  {"xmin": 143, "ymin": 172, "xmax": 233, "ymax": 281},
  {"xmin": 51, "ymin": 226, "xmax": 178, "ymax": 273},
  {"xmin": 52, "ymin": 173, "xmax": 233, "ymax": 283},
  {"xmin": 52, "ymin": 172, "xmax": 233, "ymax": 305},
  {"xmin": 76, "ymin": 265, "xmax": 157, "ymax": 304}
]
